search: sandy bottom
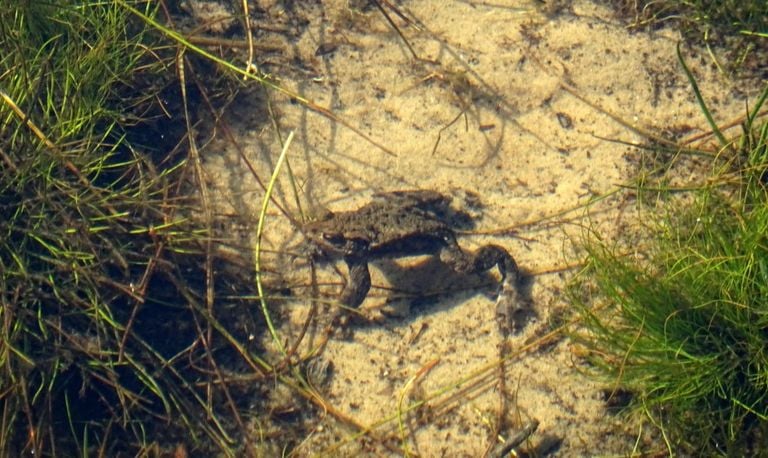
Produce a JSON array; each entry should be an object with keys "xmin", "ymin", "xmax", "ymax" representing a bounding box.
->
[{"xmin": 198, "ymin": 0, "xmax": 756, "ymax": 455}]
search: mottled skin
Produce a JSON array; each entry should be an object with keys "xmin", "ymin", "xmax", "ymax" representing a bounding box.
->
[{"xmin": 304, "ymin": 190, "xmax": 526, "ymax": 334}]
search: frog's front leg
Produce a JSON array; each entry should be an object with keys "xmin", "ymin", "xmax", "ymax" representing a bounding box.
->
[
  {"xmin": 339, "ymin": 256, "xmax": 371, "ymax": 309},
  {"xmin": 439, "ymin": 237, "xmax": 527, "ymax": 335}
]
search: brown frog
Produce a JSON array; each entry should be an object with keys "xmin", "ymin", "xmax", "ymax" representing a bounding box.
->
[{"xmin": 304, "ymin": 190, "xmax": 528, "ymax": 335}]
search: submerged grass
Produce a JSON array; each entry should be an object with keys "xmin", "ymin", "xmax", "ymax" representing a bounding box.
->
[
  {"xmin": 0, "ymin": 1, "xmax": 272, "ymax": 455},
  {"xmin": 571, "ymin": 74, "xmax": 768, "ymax": 453}
]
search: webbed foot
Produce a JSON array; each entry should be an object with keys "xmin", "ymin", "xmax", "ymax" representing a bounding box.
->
[
  {"xmin": 495, "ymin": 274, "xmax": 530, "ymax": 336},
  {"xmin": 440, "ymin": 240, "xmax": 529, "ymax": 334}
]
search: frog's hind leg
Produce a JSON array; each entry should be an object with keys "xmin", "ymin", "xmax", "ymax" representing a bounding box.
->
[{"xmin": 439, "ymin": 241, "xmax": 528, "ymax": 335}]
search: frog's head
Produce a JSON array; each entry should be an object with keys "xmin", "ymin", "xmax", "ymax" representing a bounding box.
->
[{"xmin": 304, "ymin": 223, "xmax": 370, "ymax": 259}]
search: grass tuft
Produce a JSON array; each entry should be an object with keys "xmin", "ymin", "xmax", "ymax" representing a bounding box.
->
[
  {"xmin": 0, "ymin": 1, "xmax": 269, "ymax": 455},
  {"xmin": 570, "ymin": 81, "xmax": 768, "ymax": 454}
]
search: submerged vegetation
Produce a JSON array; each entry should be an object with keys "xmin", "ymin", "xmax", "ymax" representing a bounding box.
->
[
  {"xmin": 570, "ymin": 2, "xmax": 768, "ymax": 455},
  {"xmin": 570, "ymin": 55, "xmax": 768, "ymax": 455},
  {"xmin": 2, "ymin": 1, "xmax": 173, "ymax": 454},
  {"xmin": 0, "ymin": 1, "xmax": 269, "ymax": 455},
  {"xmin": 572, "ymin": 2, "xmax": 768, "ymax": 454}
]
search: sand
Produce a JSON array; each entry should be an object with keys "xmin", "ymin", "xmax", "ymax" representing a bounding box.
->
[{"xmin": 198, "ymin": 0, "xmax": 757, "ymax": 455}]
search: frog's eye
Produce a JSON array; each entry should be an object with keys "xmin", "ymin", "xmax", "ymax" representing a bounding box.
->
[{"xmin": 322, "ymin": 233, "xmax": 345, "ymax": 246}]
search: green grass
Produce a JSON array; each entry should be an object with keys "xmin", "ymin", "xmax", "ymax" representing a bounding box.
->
[
  {"xmin": 572, "ymin": 4, "xmax": 768, "ymax": 453},
  {"xmin": 0, "ymin": 2, "xmax": 266, "ymax": 455},
  {"xmin": 570, "ymin": 76, "xmax": 768, "ymax": 454}
]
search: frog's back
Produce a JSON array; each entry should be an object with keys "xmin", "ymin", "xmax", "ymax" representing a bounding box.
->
[
  {"xmin": 330, "ymin": 199, "xmax": 438, "ymax": 232},
  {"xmin": 304, "ymin": 190, "xmax": 461, "ymax": 258}
]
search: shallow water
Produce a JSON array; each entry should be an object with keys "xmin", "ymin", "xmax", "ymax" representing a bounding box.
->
[{"xmin": 202, "ymin": 0, "xmax": 753, "ymax": 454}]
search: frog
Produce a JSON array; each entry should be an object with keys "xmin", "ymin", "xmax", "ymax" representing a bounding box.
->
[{"xmin": 303, "ymin": 190, "xmax": 528, "ymax": 335}]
